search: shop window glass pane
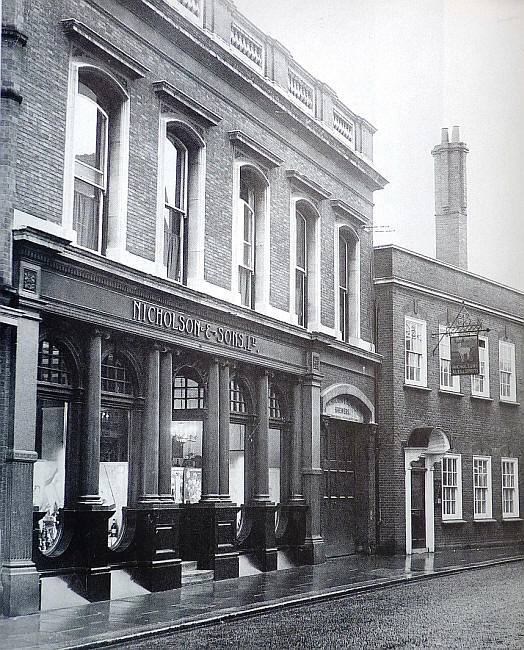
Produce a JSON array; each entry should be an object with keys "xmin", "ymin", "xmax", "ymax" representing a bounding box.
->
[
  {"xmin": 33, "ymin": 402, "xmax": 67, "ymax": 552},
  {"xmin": 170, "ymin": 420, "xmax": 202, "ymax": 503},
  {"xmin": 268, "ymin": 427, "xmax": 281, "ymax": 508},
  {"xmin": 99, "ymin": 408, "xmax": 129, "ymax": 547},
  {"xmin": 229, "ymin": 423, "xmax": 245, "ymax": 528},
  {"xmin": 38, "ymin": 340, "xmax": 73, "ymax": 386}
]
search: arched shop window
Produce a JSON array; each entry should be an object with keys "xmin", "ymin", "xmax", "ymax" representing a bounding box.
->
[
  {"xmin": 34, "ymin": 339, "xmax": 77, "ymax": 553},
  {"xmin": 268, "ymin": 384, "xmax": 289, "ymax": 507},
  {"xmin": 171, "ymin": 366, "xmax": 205, "ymax": 503},
  {"xmin": 229, "ymin": 376, "xmax": 253, "ymax": 525},
  {"xmin": 100, "ymin": 349, "xmax": 137, "ymax": 548}
]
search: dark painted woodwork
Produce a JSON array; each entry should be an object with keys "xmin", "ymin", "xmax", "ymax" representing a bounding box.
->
[
  {"xmin": 237, "ymin": 503, "xmax": 278, "ymax": 571},
  {"xmin": 182, "ymin": 503, "xmax": 239, "ymax": 579},
  {"xmin": 411, "ymin": 464, "xmax": 426, "ymax": 549}
]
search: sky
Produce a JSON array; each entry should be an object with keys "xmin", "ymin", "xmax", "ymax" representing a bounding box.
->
[{"xmin": 234, "ymin": 0, "xmax": 524, "ymax": 292}]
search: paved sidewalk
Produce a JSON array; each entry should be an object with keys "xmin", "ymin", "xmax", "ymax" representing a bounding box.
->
[{"xmin": 1, "ymin": 545, "xmax": 523, "ymax": 650}]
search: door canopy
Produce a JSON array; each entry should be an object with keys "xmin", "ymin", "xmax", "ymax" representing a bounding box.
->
[{"xmin": 406, "ymin": 427, "xmax": 451, "ymax": 463}]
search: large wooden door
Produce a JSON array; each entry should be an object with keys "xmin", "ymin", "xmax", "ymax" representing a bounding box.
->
[{"xmin": 321, "ymin": 419, "xmax": 356, "ymax": 557}]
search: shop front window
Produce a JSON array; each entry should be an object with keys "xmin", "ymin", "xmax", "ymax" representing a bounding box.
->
[
  {"xmin": 100, "ymin": 350, "xmax": 134, "ymax": 547},
  {"xmin": 34, "ymin": 401, "xmax": 68, "ymax": 552},
  {"xmin": 34, "ymin": 339, "xmax": 75, "ymax": 553},
  {"xmin": 171, "ymin": 367, "xmax": 204, "ymax": 502},
  {"xmin": 100, "ymin": 407, "xmax": 129, "ymax": 546},
  {"xmin": 229, "ymin": 377, "xmax": 252, "ymax": 529}
]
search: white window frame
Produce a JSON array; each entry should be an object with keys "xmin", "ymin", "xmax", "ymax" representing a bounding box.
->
[
  {"xmin": 289, "ymin": 197, "xmax": 320, "ymax": 330},
  {"xmin": 501, "ymin": 458, "xmax": 519, "ymax": 519},
  {"xmin": 404, "ymin": 316, "xmax": 427, "ymax": 387},
  {"xmin": 441, "ymin": 454, "xmax": 462, "ymax": 521},
  {"xmin": 439, "ymin": 325, "xmax": 460, "ymax": 392},
  {"xmin": 335, "ymin": 225, "xmax": 360, "ymax": 342},
  {"xmin": 499, "ymin": 341, "xmax": 516, "ymax": 402},
  {"xmin": 156, "ymin": 116, "xmax": 206, "ymax": 289},
  {"xmin": 471, "ymin": 336, "xmax": 490, "ymax": 397},
  {"xmin": 473, "ymin": 455, "xmax": 492, "ymax": 520},
  {"xmin": 62, "ymin": 61, "xmax": 129, "ymax": 258},
  {"xmin": 231, "ymin": 161, "xmax": 270, "ymax": 310}
]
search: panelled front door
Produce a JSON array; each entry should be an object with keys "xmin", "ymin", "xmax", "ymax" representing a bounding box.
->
[
  {"xmin": 410, "ymin": 461, "xmax": 426, "ymax": 549},
  {"xmin": 321, "ymin": 419, "xmax": 356, "ymax": 557}
]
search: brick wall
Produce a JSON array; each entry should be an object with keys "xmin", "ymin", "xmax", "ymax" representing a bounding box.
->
[
  {"xmin": 10, "ymin": 0, "xmax": 377, "ymax": 338},
  {"xmin": 375, "ymin": 247, "xmax": 524, "ymax": 552}
]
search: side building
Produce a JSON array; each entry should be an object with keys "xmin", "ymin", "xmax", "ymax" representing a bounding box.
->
[
  {"xmin": 375, "ymin": 128, "xmax": 523, "ymax": 555},
  {"xmin": 0, "ymin": 0, "xmax": 387, "ymax": 615}
]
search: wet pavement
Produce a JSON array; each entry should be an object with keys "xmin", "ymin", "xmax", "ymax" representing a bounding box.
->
[{"xmin": 1, "ymin": 545, "xmax": 523, "ymax": 650}]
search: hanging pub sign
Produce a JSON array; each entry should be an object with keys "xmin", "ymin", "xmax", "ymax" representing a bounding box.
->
[{"xmin": 450, "ymin": 334, "xmax": 480, "ymax": 375}]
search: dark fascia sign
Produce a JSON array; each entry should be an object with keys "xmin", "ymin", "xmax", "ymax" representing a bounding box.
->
[{"xmin": 450, "ymin": 334, "xmax": 480, "ymax": 376}]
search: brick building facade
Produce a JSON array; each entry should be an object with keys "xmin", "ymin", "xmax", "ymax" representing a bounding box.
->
[
  {"xmin": 374, "ymin": 128, "xmax": 524, "ymax": 554},
  {"xmin": 0, "ymin": 0, "xmax": 386, "ymax": 615}
]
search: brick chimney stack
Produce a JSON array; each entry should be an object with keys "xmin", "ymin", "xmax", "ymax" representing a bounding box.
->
[{"xmin": 431, "ymin": 126, "xmax": 469, "ymax": 269}]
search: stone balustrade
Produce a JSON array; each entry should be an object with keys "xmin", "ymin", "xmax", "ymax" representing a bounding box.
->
[{"xmin": 161, "ymin": 0, "xmax": 375, "ymax": 161}]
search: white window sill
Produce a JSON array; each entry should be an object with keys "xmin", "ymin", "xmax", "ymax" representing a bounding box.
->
[
  {"xmin": 470, "ymin": 394, "xmax": 493, "ymax": 402},
  {"xmin": 499, "ymin": 399, "xmax": 519, "ymax": 406},
  {"xmin": 473, "ymin": 518, "xmax": 496, "ymax": 523},
  {"xmin": 439, "ymin": 389, "xmax": 463, "ymax": 397},
  {"xmin": 403, "ymin": 384, "xmax": 431, "ymax": 391},
  {"xmin": 441, "ymin": 519, "xmax": 467, "ymax": 524},
  {"xmin": 502, "ymin": 517, "xmax": 522, "ymax": 522}
]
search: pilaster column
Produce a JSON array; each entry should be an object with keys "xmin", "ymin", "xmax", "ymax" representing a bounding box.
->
[
  {"xmin": 139, "ymin": 344, "xmax": 160, "ymax": 502},
  {"xmin": 201, "ymin": 358, "xmax": 220, "ymax": 501},
  {"xmin": 218, "ymin": 361, "xmax": 230, "ymax": 500},
  {"xmin": 158, "ymin": 348, "xmax": 173, "ymax": 500},
  {"xmin": 300, "ymin": 370, "xmax": 325, "ymax": 564},
  {"xmin": 253, "ymin": 371, "xmax": 270, "ymax": 502},
  {"xmin": 289, "ymin": 379, "xmax": 304, "ymax": 501},
  {"xmin": 78, "ymin": 329, "xmax": 103, "ymax": 505}
]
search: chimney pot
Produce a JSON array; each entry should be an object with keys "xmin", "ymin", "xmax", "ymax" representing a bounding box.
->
[
  {"xmin": 441, "ymin": 128, "xmax": 449, "ymax": 143},
  {"xmin": 452, "ymin": 126, "xmax": 460, "ymax": 142}
]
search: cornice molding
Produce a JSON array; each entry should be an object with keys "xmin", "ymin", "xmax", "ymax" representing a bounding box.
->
[
  {"xmin": 374, "ymin": 277, "xmax": 524, "ymax": 325},
  {"xmin": 61, "ymin": 18, "xmax": 149, "ymax": 79},
  {"xmin": 330, "ymin": 199, "xmax": 368, "ymax": 226},
  {"xmin": 2, "ymin": 25, "xmax": 28, "ymax": 45},
  {"xmin": 228, "ymin": 131, "xmax": 283, "ymax": 168},
  {"xmin": 286, "ymin": 170, "xmax": 331, "ymax": 201},
  {"xmin": 153, "ymin": 80, "xmax": 222, "ymax": 126}
]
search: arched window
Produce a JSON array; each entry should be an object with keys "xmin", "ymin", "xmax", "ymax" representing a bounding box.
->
[
  {"xmin": 294, "ymin": 201, "xmax": 319, "ymax": 328},
  {"xmin": 237, "ymin": 165, "xmax": 268, "ymax": 308},
  {"xmin": 338, "ymin": 227, "xmax": 360, "ymax": 341},
  {"xmin": 164, "ymin": 133, "xmax": 188, "ymax": 282},
  {"xmin": 70, "ymin": 65, "xmax": 128, "ymax": 254},
  {"xmin": 100, "ymin": 350, "xmax": 136, "ymax": 548},
  {"xmin": 173, "ymin": 366, "xmax": 205, "ymax": 410},
  {"xmin": 159, "ymin": 120, "xmax": 204, "ymax": 285},
  {"xmin": 34, "ymin": 339, "xmax": 76, "ymax": 553},
  {"xmin": 171, "ymin": 366, "xmax": 205, "ymax": 503}
]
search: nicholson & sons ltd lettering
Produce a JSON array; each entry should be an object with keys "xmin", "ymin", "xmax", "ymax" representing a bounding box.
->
[{"xmin": 132, "ymin": 299, "xmax": 257, "ymax": 352}]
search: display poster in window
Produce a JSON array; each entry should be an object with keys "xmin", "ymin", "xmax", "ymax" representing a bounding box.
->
[{"xmin": 450, "ymin": 334, "xmax": 479, "ymax": 375}]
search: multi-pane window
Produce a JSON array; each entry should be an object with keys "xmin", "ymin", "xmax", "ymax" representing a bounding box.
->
[
  {"xmin": 239, "ymin": 176, "xmax": 255, "ymax": 308},
  {"xmin": 441, "ymin": 455, "xmax": 462, "ymax": 520},
  {"xmin": 502, "ymin": 459, "xmax": 519, "ymax": 518},
  {"xmin": 173, "ymin": 368, "xmax": 204, "ymax": 410},
  {"xmin": 499, "ymin": 341, "xmax": 516, "ymax": 402},
  {"xmin": 101, "ymin": 353, "xmax": 133, "ymax": 395},
  {"xmin": 405, "ymin": 317, "xmax": 427, "ymax": 386},
  {"xmin": 164, "ymin": 132, "xmax": 188, "ymax": 283},
  {"xmin": 230, "ymin": 378, "xmax": 248, "ymax": 414},
  {"xmin": 295, "ymin": 211, "xmax": 308, "ymax": 327},
  {"xmin": 439, "ymin": 326, "xmax": 460, "ymax": 392},
  {"xmin": 471, "ymin": 337, "xmax": 489, "ymax": 397},
  {"xmin": 37, "ymin": 340, "xmax": 73, "ymax": 386},
  {"xmin": 73, "ymin": 75, "xmax": 109, "ymax": 252},
  {"xmin": 269, "ymin": 385, "xmax": 284, "ymax": 421},
  {"xmin": 473, "ymin": 456, "xmax": 492, "ymax": 519},
  {"xmin": 339, "ymin": 232, "xmax": 349, "ymax": 340}
]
